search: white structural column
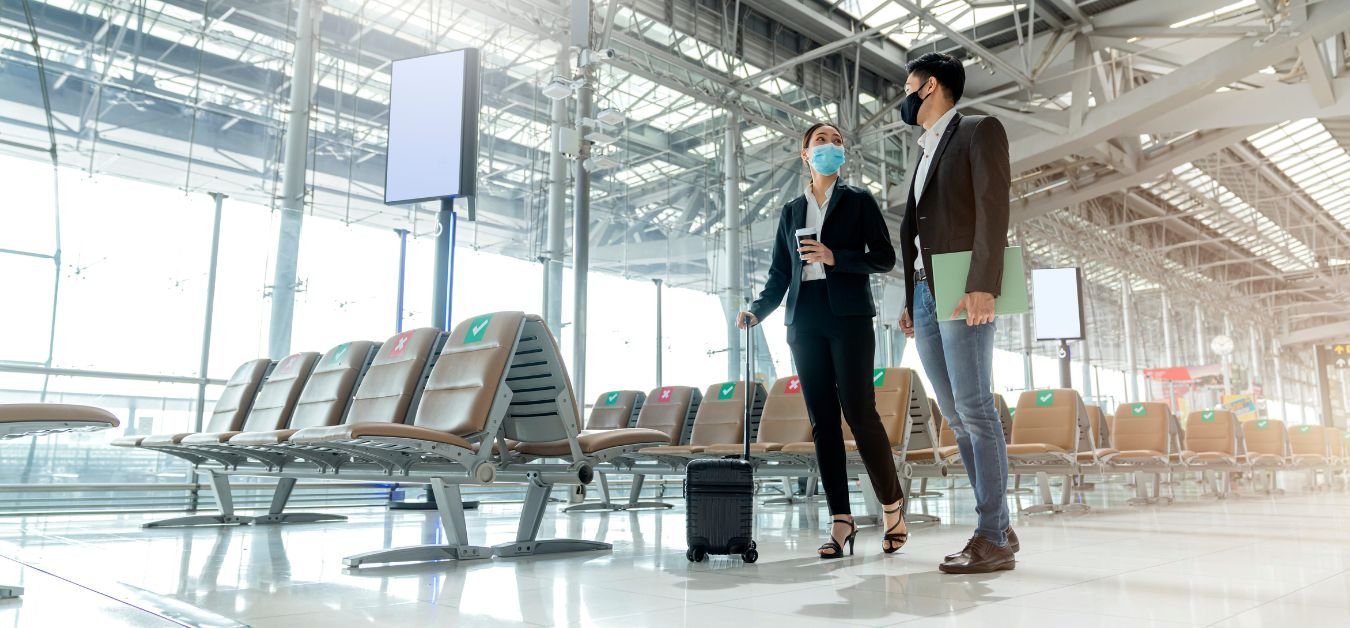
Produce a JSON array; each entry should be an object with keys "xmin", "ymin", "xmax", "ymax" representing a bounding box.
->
[
  {"xmin": 1274, "ymin": 338, "xmax": 1287, "ymax": 420},
  {"xmin": 1123, "ymin": 280, "xmax": 1139, "ymax": 400},
  {"xmin": 1022, "ymin": 314, "xmax": 1035, "ymax": 390},
  {"xmin": 1249, "ymin": 323, "xmax": 1262, "ymax": 392},
  {"xmin": 724, "ymin": 112, "xmax": 743, "ymax": 380},
  {"xmin": 1161, "ymin": 292, "xmax": 1175, "ymax": 366},
  {"xmin": 1222, "ymin": 314, "xmax": 1233, "ymax": 396},
  {"xmin": 267, "ymin": 0, "xmax": 322, "ymax": 359},
  {"xmin": 544, "ymin": 48, "xmax": 569, "ymax": 339},
  {"xmin": 1194, "ymin": 304, "xmax": 1207, "ymax": 366}
]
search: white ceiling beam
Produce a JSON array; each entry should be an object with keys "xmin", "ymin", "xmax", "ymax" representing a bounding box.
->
[
  {"xmin": 1091, "ymin": 26, "xmax": 1266, "ymax": 38},
  {"xmin": 1044, "ymin": 0, "xmax": 1090, "ymax": 26},
  {"xmin": 890, "ymin": 0, "xmax": 1034, "ymax": 88},
  {"xmin": 1011, "ymin": 125, "xmax": 1262, "ymax": 223},
  {"xmin": 1299, "ymin": 37, "xmax": 1338, "ymax": 107},
  {"xmin": 1010, "ymin": 0, "xmax": 1350, "ymax": 172},
  {"xmin": 1278, "ymin": 320, "xmax": 1350, "ymax": 346},
  {"xmin": 1141, "ymin": 75, "xmax": 1350, "ymax": 134}
]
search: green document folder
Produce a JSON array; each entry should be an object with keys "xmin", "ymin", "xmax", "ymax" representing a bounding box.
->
[{"xmin": 930, "ymin": 247, "xmax": 1029, "ymax": 321}]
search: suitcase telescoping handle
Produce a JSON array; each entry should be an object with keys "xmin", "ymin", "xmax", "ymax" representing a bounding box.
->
[{"xmin": 743, "ymin": 313, "xmax": 754, "ymax": 462}]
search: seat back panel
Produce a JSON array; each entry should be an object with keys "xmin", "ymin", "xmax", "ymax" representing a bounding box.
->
[
  {"xmin": 756, "ymin": 376, "xmax": 814, "ymax": 444},
  {"xmin": 291, "ymin": 341, "xmax": 378, "ymax": 430},
  {"xmin": 1242, "ymin": 419, "xmax": 1288, "ymax": 457},
  {"xmin": 871, "ymin": 368, "xmax": 913, "ymax": 447},
  {"xmin": 239, "ymin": 352, "xmax": 320, "ymax": 432},
  {"xmin": 345, "ymin": 328, "xmax": 442, "ymax": 426},
  {"xmin": 206, "ymin": 359, "xmax": 273, "ymax": 433},
  {"xmin": 1289, "ymin": 424, "xmax": 1328, "ymax": 457},
  {"xmin": 416, "ymin": 312, "xmax": 524, "ymax": 436},
  {"xmin": 1111, "ymin": 403, "xmax": 1171, "ymax": 453},
  {"xmin": 1011, "ymin": 389, "xmax": 1083, "ymax": 451},
  {"xmin": 634, "ymin": 386, "xmax": 696, "ymax": 445},
  {"xmin": 1184, "ymin": 410, "xmax": 1239, "ymax": 455},
  {"xmin": 688, "ymin": 381, "xmax": 764, "ymax": 446},
  {"xmin": 586, "ymin": 390, "xmax": 643, "ymax": 431}
]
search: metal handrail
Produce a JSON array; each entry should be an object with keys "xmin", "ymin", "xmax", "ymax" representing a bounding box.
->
[{"xmin": 0, "ymin": 364, "xmax": 228, "ymax": 387}]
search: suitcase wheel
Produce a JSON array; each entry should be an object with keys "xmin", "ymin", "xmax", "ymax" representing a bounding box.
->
[
  {"xmin": 686, "ymin": 547, "xmax": 707, "ymax": 563},
  {"xmin": 742, "ymin": 548, "xmax": 758, "ymax": 563}
]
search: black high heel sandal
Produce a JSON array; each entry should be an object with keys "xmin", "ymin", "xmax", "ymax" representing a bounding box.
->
[
  {"xmin": 883, "ymin": 503, "xmax": 909, "ymax": 554},
  {"xmin": 819, "ymin": 516, "xmax": 858, "ymax": 559}
]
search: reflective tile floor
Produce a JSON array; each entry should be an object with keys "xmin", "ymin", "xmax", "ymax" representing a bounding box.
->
[{"xmin": 3, "ymin": 477, "xmax": 1350, "ymax": 627}]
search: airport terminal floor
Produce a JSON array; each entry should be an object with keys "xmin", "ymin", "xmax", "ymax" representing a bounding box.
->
[
  {"xmin": 9, "ymin": 0, "xmax": 1350, "ymax": 626},
  {"xmin": 4, "ymin": 480, "xmax": 1350, "ymax": 627}
]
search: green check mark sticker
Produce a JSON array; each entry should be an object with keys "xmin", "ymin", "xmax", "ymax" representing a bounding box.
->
[
  {"xmin": 1300, "ymin": 425, "xmax": 1312, "ymax": 433},
  {"xmin": 1256, "ymin": 419, "xmax": 1269, "ymax": 429},
  {"xmin": 872, "ymin": 369, "xmax": 885, "ymax": 387},
  {"xmin": 331, "ymin": 342, "xmax": 350, "ymax": 365},
  {"xmin": 1009, "ymin": 408, "xmax": 1016, "ymax": 416},
  {"xmin": 605, "ymin": 392, "xmax": 620, "ymax": 405},
  {"xmin": 1201, "ymin": 410, "xmax": 1216, "ymax": 422},
  {"xmin": 465, "ymin": 314, "xmax": 492, "ymax": 343},
  {"xmin": 1132, "ymin": 403, "xmax": 1146, "ymax": 416},
  {"xmin": 1035, "ymin": 391, "xmax": 1055, "ymax": 407},
  {"xmin": 717, "ymin": 382, "xmax": 737, "ymax": 400}
]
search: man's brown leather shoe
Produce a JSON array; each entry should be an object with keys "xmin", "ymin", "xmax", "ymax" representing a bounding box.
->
[
  {"xmin": 939, "ymin": 535, "xmax": 1016, "ymax": 574},
  {"xmin": 945, "ymin": 527, "xmax": 1017, "ymax": 561}
]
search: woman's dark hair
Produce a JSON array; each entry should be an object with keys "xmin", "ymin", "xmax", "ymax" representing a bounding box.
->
[
  {"xmin": 907, "ymin": 52, "xmax": 965, "ymax": 102},
  {"xmin": 801, "ymin": 122, "xmax": 844, "ymax": 150}
]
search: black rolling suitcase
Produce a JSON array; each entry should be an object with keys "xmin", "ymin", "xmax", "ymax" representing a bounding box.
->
[{"xmin": 684, "ymin": 323, "xmax": 758, "ymax": 563}]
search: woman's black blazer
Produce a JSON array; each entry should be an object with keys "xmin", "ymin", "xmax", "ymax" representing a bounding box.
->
[{"xmin": 748, "ymin": 180, "xmax": 896, "ymax": 326}]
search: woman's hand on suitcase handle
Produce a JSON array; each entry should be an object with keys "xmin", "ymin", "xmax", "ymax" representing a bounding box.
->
[
  {"xmin": 736, "ymin": 311, "xmax": 759, "ymax": 330},
  {"xmin": 900, "ymin": 309, "xmax": 915, "ymax": 338}
]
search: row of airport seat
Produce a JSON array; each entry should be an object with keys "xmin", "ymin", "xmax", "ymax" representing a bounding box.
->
[
  {"xmin": 100, "ymin": 310, "xmax": 1346, "ymax": 567},
  {"xmin": 571, "ymin": 380, "xmax": 1348, "ymax": 516},
  {"xmin": 108, "ymin": 312, "xmax": 674, "ymax": 566}
]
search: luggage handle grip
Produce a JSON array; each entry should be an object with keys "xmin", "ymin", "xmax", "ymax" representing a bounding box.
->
[{"xmin": 743, "ymin": 300, "xmax": 753, "ymax": 462}]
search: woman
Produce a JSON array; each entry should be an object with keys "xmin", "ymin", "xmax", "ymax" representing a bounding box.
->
[{"xmin": 737, "ymin": 122, "xmax": 907, "ymax": 558}]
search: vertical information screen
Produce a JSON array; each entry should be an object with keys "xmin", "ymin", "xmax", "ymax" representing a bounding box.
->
[
  {"xmin": 384, "ymin": 48, "xmax": 480, "ymax": 204},
  {"xmin": 1032, "ymin": 267, "xmax": 1086, "ymax": 341}
]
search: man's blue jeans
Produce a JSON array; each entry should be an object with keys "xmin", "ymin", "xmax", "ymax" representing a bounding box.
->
[{"xmin": 911, "ymin": 280, "xmax": 1010, "ymax": 546}]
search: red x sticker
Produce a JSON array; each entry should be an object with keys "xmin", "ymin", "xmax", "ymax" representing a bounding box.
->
[
  {"xmin": 785, "ymin": 377, "xmax": 802, "ymax": 394},
  {"xmin": 658, "ymin": 387, "xmax": 674, "ymax": 402},
  {"xmin": 277, "ymin": 354, "xmax": 298, "ymax": 373},
  {"xmin": 390, "ymin": 331, "xmax": 413, "ymax": 357}
]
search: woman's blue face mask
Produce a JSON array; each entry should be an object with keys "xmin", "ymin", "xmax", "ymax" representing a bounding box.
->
[{"xmin": 808, "ymin": 143, "xmax": 846, "ymax": 176}]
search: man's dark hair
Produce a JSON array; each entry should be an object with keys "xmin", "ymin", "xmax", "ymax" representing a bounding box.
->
[{"xmin": 906, "ymin": 52, "xmax": 965, "ymax": 103}]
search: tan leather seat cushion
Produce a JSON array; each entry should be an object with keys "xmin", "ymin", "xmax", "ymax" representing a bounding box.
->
[
  {"xmin": 290, "ymin": 423, "xmax": 473, "ymax": 448},
  {"xmin": 703, "ymin": 442, "xmax": 784, "ymax": 455},
  {"xmin": 781, "ymin": 441, "xmax": 856, "ymax": 454},
  {"xmin": 906, "ymin": 446, "xmax": 960, "ymax": 461},
  {"xmin": 0, "ymin": 404, "xmax": 119, "ymax": 425},
  {"xmin": 110, "ymin": 435, "xmax": 145, "ymax": 447},
  {"xmin": 1248, "ymin": 453, "xmax": 1284, "ymax": 465},
  {"xmin": 229, "ymin": 429, "xmax": 299, "ymax": 446},
  {"xmin": 638, "ymin": 445, "xmax": 705, "ymax": 455},
  {"xmin": 181, "ymin": 432, "xmax": 241, "ymax": 445},
  {"xmin": 141, "ymin": 433, "xmax": 194, "ymax": 446},
  {"xmin": 1185, "ymin": 451, "xmax": 1237, "ymax": 463},
  {"xmin": 513, "ymin": 428, "xmax": 670, "ymax": 457},
  {"xmin": 1107, "ymin": 449, "xmax": 1168, "ymax": 461},
  {"xmin": 1006, "ymin": 443, "xmax": 1067, "ymax": 456},
  {"xmin": 1077, "ymin": 448, "xmax": 1116, "ymax": 461},
  {"xmin": 1292, "ymin": 453, "xmax": 1327, "ymax": 464}
]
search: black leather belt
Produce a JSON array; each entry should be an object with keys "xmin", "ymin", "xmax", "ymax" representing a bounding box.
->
[{"xmin": 915, "ymin": 268, "xmax": 928, "ymax": 283}]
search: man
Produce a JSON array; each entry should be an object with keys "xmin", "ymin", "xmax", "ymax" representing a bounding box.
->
[{"xmin": 897, "ymin": 52, "xmax": 1016, "ymax": 574}]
